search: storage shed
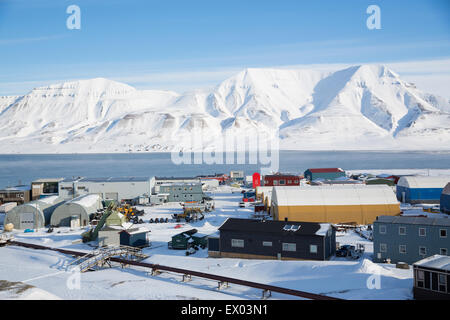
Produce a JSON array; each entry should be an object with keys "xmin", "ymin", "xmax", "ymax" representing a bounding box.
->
[
  {"xmin": 50, "ymin": 194, "xmax": 103, "ymax": 227},
  {"xmin": 396, "ymin": 176, "xmax": 450, "ymax": 204},
  {"xmin": 4, "ymin": 195, "xmax": 64, "ymax": 230},
  {"xmin": 271, "ymin": 185, "xmax": 400, "ymax": 225},
  {"xmin": 119, "ymin": 228, "xmax": 149, "ymax": 247},
  {"xmin": 440, "ymin": 183, "xmax": 450, "ymax": 214}
]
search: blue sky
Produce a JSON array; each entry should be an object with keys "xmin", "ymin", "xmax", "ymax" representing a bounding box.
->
[{"xmin": 0, "ymin": 0, "xmax": 449, "ymax": 96}]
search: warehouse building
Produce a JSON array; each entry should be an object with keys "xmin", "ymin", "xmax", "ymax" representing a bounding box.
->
[
  {"xmin": 59, "ymin": 177, "xmax": 151, "ymax": 202},
  {"xmin": 0, "ymin": 185, "xmax": 31, "ymax": 205},
  {"xmin": 440, "ymin": 183, "xmax": 450, "ymax": 214},
  {"xmin": 31, "ymin": 178, "xmax": 64, "ymax": 200},
  {"xmin": 263, "ymin": 174, "xmax": 300, "ymax": 186},
  {"xmin": 211, "ymin": 218, "xmax": 336, "ymax": 260},
  {"xmin": 159, "ymin": 183, "xmax": 204, "ymax": 203},
  {"xmin": 50, "ymin": 194, "xmax": 103, "ymax": 227},
  {"xmin": 4, "ymin": 195, "xmax": 64, "ymax": 230},
  {"xmin": 413, "ymin": 255, "xmax": 450, "ymax": 300},
  {"xmin": 271, "ymin": 185, "xmax": 400, "ymax": 225},
  {"xmin": 304, "ymin": 168, "xmax": 346, "ymax": 181},
  {"xmin": 373, "ymin": 216, "xmax": 450, "ymax": 264},
  {"xmin": 396, "ymin": 176, "xmax": 450, "ymax": 204}
]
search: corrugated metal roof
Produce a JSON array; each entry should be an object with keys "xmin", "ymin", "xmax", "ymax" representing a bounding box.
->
[
  {"xmin": 397, "ymin": 176, "xmax": 450, "ymax": 189},
  {"xmin": 375, "ymin": 215, "xmax": 450, "ymax": 226},
  {"xmin": 272, "ymin": 185, "xmax": 398, "ymax": 206},
  {"xmin": 414, "ymin": 255, "xmax": 450, "ymax": 271}
]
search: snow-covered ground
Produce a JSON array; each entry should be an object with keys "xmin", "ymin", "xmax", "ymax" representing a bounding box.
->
[{"xmin": 0, "ymin": 185, "xmax": 419, "ymax": 300}]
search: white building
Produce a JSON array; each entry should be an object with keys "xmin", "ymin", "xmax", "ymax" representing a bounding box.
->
[{"xmin": 59, "ymin": 177, "xmax": 151, "ymax": 202}]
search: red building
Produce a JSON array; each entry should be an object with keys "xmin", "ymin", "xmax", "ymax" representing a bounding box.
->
[
  {"xmin": 197, "ymin": 173, "xmax": 229, "ymax": 183},
  {"xmin": 263, "ymin": 174, "xmax": 301, "ymax": 186}
]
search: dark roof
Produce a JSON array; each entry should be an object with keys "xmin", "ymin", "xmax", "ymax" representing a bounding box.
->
[
  {"xmin": 219, "ymin": 218, "xmax": 329, "ymax": 236},
  {"xmin": 306, "ymin": 168, "xmax": 344, "ymax": 173},
  {"xmin": 264, "ymin": 174, "xmax": 300, "ymax": 179},
  {"xmin": 155, "ymin": 176, "xmax": 200, "ymax": 180},
  {"xmin": 376, "ymin": 216, "xmax": 450, "ymax": 227}
]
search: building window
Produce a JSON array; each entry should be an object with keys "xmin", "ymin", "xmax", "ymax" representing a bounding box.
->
[
  {"xmin": 279, "ymin": 180, "xmax": 285, "ymax": 185},
  {"xmin": 399, "ymin": 245, "xmax": 407, "ymax": 254},
  {"xmin": 416, "ymin": 270, "xmax": 424, "ymax": 288},
  {"xmin": 419, "ymin": 228, "xmax": 426, "ymax": 237},
  {"xmin": 440, "ymin": 248, "xmax": 448, "ymax": 256},
  {"xmin": 282, "ymin": 243, "xmax": 296, "ymax": 252},
  {"xmin": 380, "ymin": 243, "xmax": 387, "ymax": 252},
  {"xmin": 440, "ymin": 229, "xmax": 447, "ymax": 238},
  {"xmin": 310, "ymin": 245, "xmax": 318, "ymax": 254},
  {"xmin": 288, "ymin": 180, "xmax": 292, "ymax": 184},
  {"xmin": 294, "ymin": 180, "xmax": 299, "ymax": 184},
  {"xmin": 419, "ymin": 247, "xmax": 427, "ymax": 256},
  {"xmin": 379, "ymin": 225, "xmax": 386, "ymax": 234},
  {"xmin": 438, "ymin": 273, "xmax": 447, "ymax": 292},
  {"xmin": 231, "ymin": 239, "xmax": 244, "ymax": 248},
  {"xmin": 273, "ymin": 180, "xmax": 278, "ymax": 186},
  {"xmin": 399, "ymin": 227, "xmax": 406, "ymax": 235},
  {"xmin": 262, "ymin": 241, "xmax": 272, "ymax": 247}
]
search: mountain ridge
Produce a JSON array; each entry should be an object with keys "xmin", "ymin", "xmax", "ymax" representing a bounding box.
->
[{"xmin": 0, "ymin": 64, "xmax": 449, "ymax": 153}]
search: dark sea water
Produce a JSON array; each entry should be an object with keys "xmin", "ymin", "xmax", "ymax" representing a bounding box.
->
[{"xmin": 0, "ymin": 151, "xmax": 450, "ymax": 188}]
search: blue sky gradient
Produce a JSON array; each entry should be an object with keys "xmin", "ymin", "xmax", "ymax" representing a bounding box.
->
[{"xmin": 0, "ymin": 0, "xmax": 449, "ymax": 95}]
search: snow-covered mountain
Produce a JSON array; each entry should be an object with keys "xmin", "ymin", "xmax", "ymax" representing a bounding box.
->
[{"xmin": 0, "ymin": 65, "xmax": 449, "ymax": 153}]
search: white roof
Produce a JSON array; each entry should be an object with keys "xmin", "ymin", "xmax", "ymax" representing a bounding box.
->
[
  {"xmin": 397, "ymin": 176, "xmax": 450, "ymax": 189},
  {"xmin": 256, "ymin": 186, "xmax": 273, "ymax": 195},
  {"xmin": 67, "ymin": 194, "xmax": 101, "ymax": 207},
  {"xmin": 36, "ymin": 195, "xmax": 61, "ymax": 205},
  {"xmin": 272, "ymin": 185, "xmax": 398, "ymax": 206},
  {"xmin": 414, "ymin": 255, "xmax": 450, "ymax": 271},
  {"xmin": 315, "ymin": 223, "xmax": 332, "ymax": 236}
]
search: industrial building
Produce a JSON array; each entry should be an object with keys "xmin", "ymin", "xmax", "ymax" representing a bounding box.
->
[
  {"xmin": 230, "ymin": 171, "xmax": 244, "ymax": 183},
  {"xmin": 396, "ymin": 176, "xmax": 450, "ymax": 204},
  {"xmin": 304, "ymin": 168, "xmax": 346, "ymax": 181},
  {"xmin": 263, "ymin": 174, "xmax": 300, "ymax": 186},
  {"xmin": 0, "ymin": 185, "xmax": 31, "ymax": 205},
  {"xmin": 50, "ymin": 194, "xmax": 103, "ymax": 227},
  {"xmin": 31, "ymin": 178, "xmax": 64, "ymax": 200},
  {"xmin": 159, "ymin": 183, "xmax": 204, "ymax": 203},
  {"xmin": 413, "ymin": 255, "xmax": 450, "ymax": 300},
  {"xmin": 4, "ymin": 195, "xmax": 64, "ymax": 229},
  {"xmin": 151, "ymin": 176, "xmax": 201, "ymax": 194},
  {"xmin": 441, "ymin": 183, "xmax": 450, "ymax": 214},
  {"xmin": 210, "ymin": 218, "xmax": 336, "ymax": 261},
  {"xmin": 271, "ymin": 185, "xmax": 400, "ymax": 225},
  {"xmin": 373, "ymin": 216, "xmax": 450, "ymax": 264},
  {"xmin": 59, "ymin": 177, "xmax": 151, "ymax": 202}
]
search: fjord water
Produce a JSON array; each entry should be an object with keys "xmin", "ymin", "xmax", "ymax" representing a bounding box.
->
[{"xmin": 0, "ymin": 151, "xmax": 450, "ymax": 188}]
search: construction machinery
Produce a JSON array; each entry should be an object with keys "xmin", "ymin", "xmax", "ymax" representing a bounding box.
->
[
  {"xmin": 81, "ymin": 203, "xmax": 116, "ymax": 243},
  {"xmin": 172, "ymin": 207, "xmax": 204, "ymax": 223},
  {"xmin": 118, "ymin": 204, "xmax": 144, "ymax": 224}
]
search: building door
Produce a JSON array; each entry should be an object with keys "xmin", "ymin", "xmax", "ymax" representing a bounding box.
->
[
  {"xmin": 105, "ymin": 192, "xmax": 119, "ymax": 201},
  {"xmin": 20, "ymin": 212, "xmax": 35, "ymax": 229}
]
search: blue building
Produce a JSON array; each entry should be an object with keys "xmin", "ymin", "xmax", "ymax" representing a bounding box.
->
[
  {"xmin": 373, "ymin": 216, "xmax": 450, "ymax": 264},
  {"xmin": 441, "ymin": 183, "xmax": 450, "ymax": 214},
  {"xmin": 396, "ymin": 176, "xmax": 450, "ymax": 204},
  {"xmin": 304, "ymin": 168, "xmax": 346, "ymax": 181}
]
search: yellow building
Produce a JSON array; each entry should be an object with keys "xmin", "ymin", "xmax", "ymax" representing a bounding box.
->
[{"xmin": 271, "ymin": 185, "xmax": 400, "ymax": 225}]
